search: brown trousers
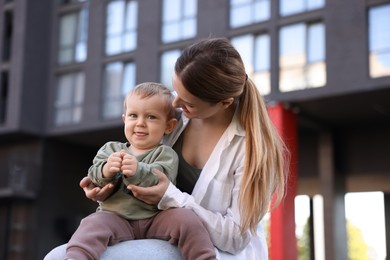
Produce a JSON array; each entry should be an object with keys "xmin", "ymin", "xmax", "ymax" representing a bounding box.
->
[{"xmin": 65, "ymin": 208, "xmax": 216, "ymax": 260}]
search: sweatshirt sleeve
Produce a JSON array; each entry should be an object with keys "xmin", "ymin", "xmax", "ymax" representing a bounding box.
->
[
  {"xmin": 88, "ymin": 142, "xmax": 125, "ymax": 187},
  {"xmin": 123, "ymin": 145, "xmax": 179, "ymax": 187}
]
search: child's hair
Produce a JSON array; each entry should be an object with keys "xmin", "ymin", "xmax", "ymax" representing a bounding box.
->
[
  {"xmin": 124, "ymin": 82, "xmax": 176, "ymax": 119},
  {"xmin": 175, "ymin": 38, "xmax": 288, "ymax": 234}
]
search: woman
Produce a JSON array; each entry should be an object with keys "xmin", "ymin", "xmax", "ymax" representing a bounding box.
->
[{"xmin": 45, "ymin": 37, "xmax": 287, "ymax": 260}]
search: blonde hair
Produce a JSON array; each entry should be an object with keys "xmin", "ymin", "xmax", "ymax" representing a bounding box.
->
[
  {"xmin": 175, "ymin": 38, "xmax": 288, "ymax": 234},
  {"xmin": 124, "ymin": 82, "xmax": 176, "ymax": 119},
  {"xmin": 238, "ymin": 78, "xmax": 288, "ymax": 233}
]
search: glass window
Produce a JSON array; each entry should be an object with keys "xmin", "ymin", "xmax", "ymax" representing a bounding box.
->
[
  {"xmin": 106, "ymin": 0, "xmax": 138, "ymax": 56},
  {"xmin": 58, "ymin": 0, "xmax": 87, "ymax": 5},
  {"xmin": 294, "ymin": 194, "xmax": 326, "ymax": 259},
  {"xmin": 369, "ymin": 4, "xmax": 390, "ymax": 78},
  {"xmin": 102, "ymin": 62, "xmax": 136, "ymax": 119},
  {"xmin": 231, "ymin": 34, "xmax": 271, "ymax": 95},
  {"xmin": 295, "ymin": 195, "xmax": 311, "ymax": 259},
  {"xmin": 162, "ymin": 0, "xmax": 197, "ymax": 43},
  {"xmin": 160, "ymin": 49, "xmax": 181, "ymax": 89},
  {"xmin": 280, "ymin": 0, "xmax": 325, "ymax": 17},
  {"xmin": 345, "ymin": 192, "xmax": 386, "ymax": 259},
  {"xmin": 2, "ymin": 11, "xmax": 13, "ymax": 62},
  {"xmin": 58, "ymin": 7, "xmax": 88, "ymax": 65},
  {"xmin": 0, "ymin": 72, "xmax": 9, "ymax": 124},
  {"xmin": 230, "ymin": 0, "xmax": 270, "ymax": 28},
  {"xmin": 279, "ymin": 22, "xmax": 326, "ymax": 92},
  {"xmin": 54, "ymin": 72, "xmax": 85, "ymax": 125}
]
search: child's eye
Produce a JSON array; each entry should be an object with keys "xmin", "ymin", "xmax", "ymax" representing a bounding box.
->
[
  {"xmin": 147, "ymin": 115, "xmax": 157, "ymax": 119},
  {"xmin": 129, "ymin": 114, "xmax": 137, "ymax": 118}
]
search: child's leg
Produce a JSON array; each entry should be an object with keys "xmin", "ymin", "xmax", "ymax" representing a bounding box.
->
[
  {"xmin": 146, "ymin": 208, "xmax": 216, "ymax": 260},
  {"xmin": 65, "ymin": 211, "xmax": 135, "ymax": 260}
]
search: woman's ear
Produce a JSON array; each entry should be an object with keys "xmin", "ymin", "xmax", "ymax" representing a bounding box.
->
[
  {"xmin": 221, "ymin": 97, "xmax": 234, "ymax": 109},
  {"xmin": 165, "ymin": 118, "xmax": 178, "ymax": 134}
]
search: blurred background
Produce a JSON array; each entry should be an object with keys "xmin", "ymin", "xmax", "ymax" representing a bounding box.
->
[{"xmin": 0, "ymin": 0, "xmax": 389, "ymax": 259}]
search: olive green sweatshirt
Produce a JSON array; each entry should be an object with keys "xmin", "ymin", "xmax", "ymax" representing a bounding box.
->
[{"xmin": 88, "ymin": 141, "xmax": 178, "ymax": 220}]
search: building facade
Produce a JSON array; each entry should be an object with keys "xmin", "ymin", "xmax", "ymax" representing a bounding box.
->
[{"xmin": 0, "ymin": 0, "xmax": 389, "ymax": 259}]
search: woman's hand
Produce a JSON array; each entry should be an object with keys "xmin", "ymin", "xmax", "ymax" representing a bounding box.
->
[
  {"xmin": 127, "ymin": 168, "xmax": 170, "ymax": 205},
  {"xmin": 79, "ymin": 176, "xmax": 114, "ymax": 202}
]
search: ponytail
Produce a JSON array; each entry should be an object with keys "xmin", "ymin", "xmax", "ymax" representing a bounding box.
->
[{"xmin": 238, "ymin": 79, "xmax": 287, "ymax": 234}]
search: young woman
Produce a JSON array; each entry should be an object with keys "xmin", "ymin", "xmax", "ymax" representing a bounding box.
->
[{"xmin": 45, "ymin": 37, "xmax": 287, "ymax": 260}]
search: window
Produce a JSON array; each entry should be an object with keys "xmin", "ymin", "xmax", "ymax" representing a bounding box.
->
[
  {"xmin": 160, "ymin": 49, "xmax": 181, "ymax": 89},
  {"xmin": 58, "ymin": 0, "xmax": 88, "ymax": 5},
  {"xmin": 162, "ymin": 0, "xmax": 197, "ymax": 43},
  {"xmin": 58, "ymin": 7, "xmax": 88, "ymax": 65},
  {"xmin": 2, "ymin": 11, "xmax": 13, "ymax": 62},
  {"xmin": 345, "ymin": 192, "xmax": 386, "ymax": 259},
  {"xmin": 280, "ymin": 0, "xmax": 324, "ymax": 17},
  {"xmin": 105, "ymin": 0, "xmax": 138, "ymax": 56},
  {"xmin": 230, "ymin": 0, "xmax": 270, "ymax": 28},
  {"xmin": 102, "ymin": 62, "xmax": 136, "ymax": 119},
  {"xmin": 369, "ymin": 4, "xmax": 390, "ymax": 78},
  {"xmin": 294, "ymin": 194, "xmax": 325, "ymax": 259},
  {"xmin": 279, "ymin": 22, "xmax": 326, "ymax": 92},
  {"xmin": 231, "ymin": 34, "xmax": 271, "ymax": 95},
  {"xmin": 54, "ymin": 72, "xmax": 85, "ymax": 125},
  {"xmin": 0, "ymin": 72, "xmax": 8, "ymax": 124}
]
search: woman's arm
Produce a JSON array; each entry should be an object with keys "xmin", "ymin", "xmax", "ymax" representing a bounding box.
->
[
  {"xmin": 127, "ymin": 169, "xmax": 170, "ymax": 205},
  {"xmin": 158, "ymin": 182, "xmax": 251, "ymax": 254}
]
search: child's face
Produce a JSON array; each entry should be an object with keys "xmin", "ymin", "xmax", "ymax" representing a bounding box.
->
[{"xmin": 122, "ymin": 93, "xmax": 175, "ymax": 151}]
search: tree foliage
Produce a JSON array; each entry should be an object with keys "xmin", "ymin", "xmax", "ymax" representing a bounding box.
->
[{"xmin": 296, "ymin": 219, "xmax": 369, "ymax": 260}]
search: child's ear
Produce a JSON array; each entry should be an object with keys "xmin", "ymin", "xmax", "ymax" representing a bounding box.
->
[
  {"xmin": 165, "ymin": 118, "xmax": 178, "ymax": 134},
  {"xmin": 122, "ymin": 114, "xmax": 125, "ymax": 123}
]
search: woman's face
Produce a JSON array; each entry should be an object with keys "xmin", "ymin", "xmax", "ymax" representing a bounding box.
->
[{"xmin": 172, "ymin": 73, "xmax": 222, "ymax": 119}]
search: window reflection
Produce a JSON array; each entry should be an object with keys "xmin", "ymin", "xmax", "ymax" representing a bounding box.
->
[
  {"xmin": 369, "ymin": 4, "xmax": 390, "ymax": 78},
  {"xmin": 59, "ymin": 0, "xmax": 87, "ymax": 4},
  {"xmin": 106, "ymin": 0, "xmax": 138, "ymax": 55},
  {"xmin": 231, "ymin": 34, "xmax": 271, "ymax": 95},
  {"xmin": 162, "ymin": 0, "xmax": 197, "ymax": 43},
  {"xmin": 55, "ymin": 72, "xmax": 85, "ymax": 125},
  {"xmin": 279, "ymin": 22, "xmax": 326, "ymax": 92},
  {"xmin": 160, "ymin": 50, "xmax": 181, "ymax": 89},
  {"xmin": 0, "ymin": 72, "xmax": 8, "ymax": 124},
  {"xmin": 58, "ymin": 8, "xmax": 88, "ymax": 65},
  {"xmin": 102, "ymin": 62, "xmax": 136, "ymax": 119},
  {"xmin": 230, "ymin": 0, "xmax": 270, "ymax": 28},
  {"xmin": 280, "ymin": 0, "xmax": 324, "ymax": 17}
]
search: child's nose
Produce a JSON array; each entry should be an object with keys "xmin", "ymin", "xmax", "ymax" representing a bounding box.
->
[{"xmin": 136, "ymin": 118, "xmax": 146, "ymax": 127}]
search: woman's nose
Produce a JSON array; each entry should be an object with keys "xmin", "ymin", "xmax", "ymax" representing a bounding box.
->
[{"xmin": 172, "ymin": 96, "xmax": 181, "ymax": 108}]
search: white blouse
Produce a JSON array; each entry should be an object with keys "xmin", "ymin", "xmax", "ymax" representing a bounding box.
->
[{"xmin": 160, "ymin": 111, "xmax": 268, "ymax": 260}]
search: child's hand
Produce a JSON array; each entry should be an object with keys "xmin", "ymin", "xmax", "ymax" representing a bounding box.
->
[
  {"xmin": 102, "ymin": 151, "xmax": 123, "ymax": 178},
  {"xmin": 121, "ymin": 152, "xmax": 138, "ymax": 178}
]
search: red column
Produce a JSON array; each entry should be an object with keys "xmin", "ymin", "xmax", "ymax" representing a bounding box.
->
[{"xmin": 267, "ymin": 103, "xmax": 298, "ymax": 260}]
